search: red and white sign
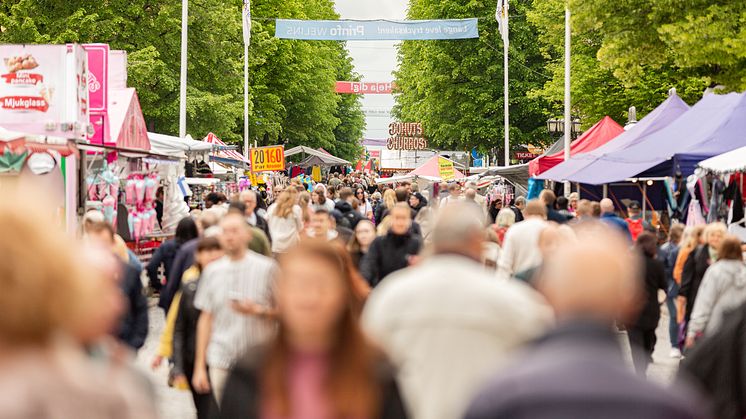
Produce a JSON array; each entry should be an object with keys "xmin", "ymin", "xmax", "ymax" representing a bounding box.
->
[
  {"xmin": 335, "ymin": 81, "xmax": 395, "ymax": 94},
  {"xmin": 0, "ymin": 44, "xmax": 89, "ymax": 139}
]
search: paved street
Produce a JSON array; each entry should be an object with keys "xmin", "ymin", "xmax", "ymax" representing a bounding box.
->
[{"xmin": 136, "ymin": 297, "xmax": 681, "ymax": 419}]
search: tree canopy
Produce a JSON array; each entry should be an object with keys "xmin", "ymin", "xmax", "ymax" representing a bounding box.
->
[
  {"xmin": 0, "ymin": 0, "xmax": 365, "ymax": 160},
  {"xmin": 393, "ymin": 0, "xmax": 552, "ymax": 160}
]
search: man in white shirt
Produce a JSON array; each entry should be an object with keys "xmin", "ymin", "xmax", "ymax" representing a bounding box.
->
[
  {"xmin": 191, "ymin": 213, "xmax": 277, "ymax": 405},
  {"xmin": 440, "ymin": 183, "xmax": 463, "ymax": 207},
  {"xmin": 363, "ymin": 203, "xmax": 552, "ymax": 419},
  {"xmin": 496, "ymin": 200, "xmax": 548, "ymax": 281}
]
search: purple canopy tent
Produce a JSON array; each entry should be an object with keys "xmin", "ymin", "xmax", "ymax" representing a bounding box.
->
[
  {"xmin": 559, "ymin": 92, "xmax": 746, "ymax": 185},
  {"xmin": 536, "ymin": 93, "xmax": 690, "ymax": 183}
]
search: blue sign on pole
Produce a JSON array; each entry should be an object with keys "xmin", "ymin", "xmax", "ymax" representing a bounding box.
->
[{"xmin": 275, "ymin": 19, "xmax": 479, "ymax": 41}]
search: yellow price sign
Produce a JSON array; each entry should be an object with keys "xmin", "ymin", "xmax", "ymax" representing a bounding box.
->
[
  {"xmin": 250, "ymin": 145, "xmax": 285, "ymax": 172},
  {"xmin": 438, "ymin": 157, "xmax": 455, "ymax": 181}
]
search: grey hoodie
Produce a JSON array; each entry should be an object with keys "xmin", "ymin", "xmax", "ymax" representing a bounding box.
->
[{"xmin": 688, "ymin": 259, "xmax": 746, "ymax": 337}]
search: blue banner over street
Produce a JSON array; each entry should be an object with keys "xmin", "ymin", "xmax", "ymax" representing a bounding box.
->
[{"xmin": 275, "ymin": 19, "xmax": 479, "ymax": 41}]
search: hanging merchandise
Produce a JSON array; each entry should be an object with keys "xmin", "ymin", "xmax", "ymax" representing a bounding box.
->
[
  {"xmin": 526, "ymin": 178, "xmax": 544, "ymax": 200},
  {"xmin": 686, "ymin": 175, "xmax": 707, "ymax": 227},
  {"xmin": 123, "ymin": 171, "xmax": 161, "ymax": 241},
  {"xmin": 85, "ymin": 161, "xmax": 122, "ymax": 227},
  {"xmin": 311, "ymin": 165, "xmax": 321, "ymax": 182}
]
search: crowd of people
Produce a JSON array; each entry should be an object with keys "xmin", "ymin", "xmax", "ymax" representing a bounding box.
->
[{"xmin": 6, "ymin": 171, "xmax": 746, "ymax": 419}]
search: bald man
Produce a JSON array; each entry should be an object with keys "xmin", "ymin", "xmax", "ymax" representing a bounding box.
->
[
  {"xmin": 466, "ymin": 224, "xmax": 708, "ymax": 419},
  {"xmin": 496, "ymin": 200, "xmax": 547, "ymax": 281},
  {"xmin": 599, "ymin": 198, "xmax": 632, "ymax": 240},
  {"xmin": 364, "ymin": 203, "xmax": 551, "ymax": 419}
]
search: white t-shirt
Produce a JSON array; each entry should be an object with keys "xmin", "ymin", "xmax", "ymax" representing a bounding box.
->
[
  {"xmin": 358, "ymin": 200, "xmax": 373, "ymax": 216},
  {"xmin": 266, "ymin": 204, "xmax": 303, "ymax": 253},
  {"xmin": 194, "ymin": 252, "xmax": 277, "ymax": 369}
]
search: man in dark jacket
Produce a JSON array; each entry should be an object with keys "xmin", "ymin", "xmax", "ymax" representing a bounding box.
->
[
  {"xmin": 335, "ymin": 187, "xmax": 366, "ymax": 230},
  {"xmin": 240, "ymin": 190, "xmax": 271, "ymax": 243},
  {"xmin": 599, "ymin": 198, "xmax": 632, "ymax": 240},
  {"xmin": 465, "ymin": 224, "xmax": 707, "ymax": 419},
  {"xmin": 85, "ymin": 221, "xmax": 149, "ymax": 350},
  {"xmin": 361, "ymin": 203, "xmax": 422, "ymax": 287},
  {"xmin": 118, "ymin": 261, "xmax": 149, "ymax": 350},
  {"xmin": 160, "ymin": 211, "xmax": 220, "ymax": 311},
  {"xmin": 540, "ymin": 190, "xmax": 571, "ymax": 224}
]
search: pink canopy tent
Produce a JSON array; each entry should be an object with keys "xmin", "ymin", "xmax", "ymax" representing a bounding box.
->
[
  {"xmin": 528, "ymin": 116, "xmax": 624, "ymax": 177},
  {"xmin": 409, "ymin": 155, "xmax": 465, "ymax": 180},
  {"xmin": 106, "ymin": 88, "xmax": 151, "ymax": 151}
]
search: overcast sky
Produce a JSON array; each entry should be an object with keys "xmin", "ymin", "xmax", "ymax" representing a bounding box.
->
[{"xmin": 334, "ymin": 0, "xmax": 408, "ymax": 140}]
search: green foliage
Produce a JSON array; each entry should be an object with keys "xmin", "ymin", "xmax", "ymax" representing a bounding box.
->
[
  {"xmin": 0, "ymin": 0, "xmax": 365, "ymax": 161},
  {"xmin": 571, "ymin": 0, "xmax": 746, "ymax": 91},
  {"xmin": 527, "ymin": 0, "xmax": 708, "ymax": 128},
  {"xmin": 393, "ymin": 0, "xmax": 552, "ymax": 156}
]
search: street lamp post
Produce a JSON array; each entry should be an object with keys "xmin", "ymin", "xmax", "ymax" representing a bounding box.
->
[
  {"xmin": 563, "ymin": 5, "xmax": 571, "ymax": 197},
  {"xmin": 178, "ymin": 0, "xmax": 188, "ymax": 138}
]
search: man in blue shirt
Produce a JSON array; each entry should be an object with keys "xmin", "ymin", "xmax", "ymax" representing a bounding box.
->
[{"xmin": 599, "ymin": 198, "xmax": 632, "ymax": 240}]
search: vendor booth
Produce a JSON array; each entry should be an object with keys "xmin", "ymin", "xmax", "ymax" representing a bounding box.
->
[
  {"xmin": 375, "ymin": 155, "xmax": 466, "ymax": 193},
  {"xmin": 537, "ymin": 93, "xmax": 690, "ymax": 183},
  {"xmin": 558, "ymin": 92, "xmax": 746, "ymax": 185},
  {"xmin": 529, "ymin": 116, "xmax": 625, "ymax": 177}
]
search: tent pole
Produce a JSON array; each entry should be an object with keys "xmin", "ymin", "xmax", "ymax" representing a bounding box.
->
[
  {"xmin": 643, "ymin": 183, "xmax": 647, "ymax": 219},
  {"xmin": 603, "ymin": 184, "xmax": 608, "ymax": 199}
]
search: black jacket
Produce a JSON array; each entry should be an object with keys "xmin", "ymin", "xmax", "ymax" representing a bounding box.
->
[
  {"xmin": 159, "ymin": 238, "xmax": 199, "ymax": 311},
  {"xmin": 634, "ymin": 255, "xmax": 668, "ymax": 330},
  {"xmin": 679, "ymin": 301, "xmax": 746, "ymax": 419},
  {"xmin": 679, "ymin": 245, "xmax": 713, "ymax": 320},
  {"xmin": 546, "ymin": 206, "xmax": 571, "ymax": 224},
  {"xmin": 466, "ymin": 321, "xmax": 707, "ymax": 419},
  {"xmin": 219, "ymin": 348, "xmax": 408, "ymax": 419},
  {"xmin": 172, "ymin": 277, "xmax": 201, "ymax": 377},
  {"xmin": 510, "ymin": 205, "xmax": 524, "ymax": 223},
  {"xmin": 252, "ymin": 214, "xmax": 272, "ymax": 244},
  {"xmin": 361, "ymin": 231, "xmax": 421, "ymax": 287},
  {"xmin": 147, "ymin": 239, "xmax": 181, "ymax": 289},
  {"xmin": 118, "ymin": 262, "xmax": 149, "ymax": 350},
  {"xmin": 335, "ymin": 200, "xmax": 366, "ymax": 230}
]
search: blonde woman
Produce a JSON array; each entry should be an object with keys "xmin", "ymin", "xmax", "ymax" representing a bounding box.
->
[
  {"xmin": 374, "ymin": 188, "xmax": 397, "ymax": 226},
  {"xmin": 679, "ymin": 222, "xmax": 726, "ymax": 325},
  {"xmin": 267, "ymin": 189, "xmax": 304, "ymax": 254}
]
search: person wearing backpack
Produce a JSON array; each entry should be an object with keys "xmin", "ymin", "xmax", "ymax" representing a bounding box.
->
[{"xmin": 625, "ymin": 201, "xmax": 653, "ymax": 241}]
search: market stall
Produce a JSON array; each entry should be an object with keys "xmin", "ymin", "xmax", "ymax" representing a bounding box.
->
[
  {"xmin": 537, "ymin": 93, "xmax": 690, "ymax": 184},
  {"xmin": 529, "ymin": 116, "xmax": 625, "ymax": 177},
  {"xmin": 375, "ymin": 155, "xmax": 466, "ymax": 191},
  {"xmin": 562, "ymin": 92, "xmax": 746, "ymax": 185}
]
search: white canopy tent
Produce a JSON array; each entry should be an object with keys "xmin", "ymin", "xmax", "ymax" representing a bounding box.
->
[
  {"xmin": 147, "ymin": 132, "xmax": 212, "ymax": 158},
  {"xmin": 698, "ymin": 146, "xmax": 746, "ymax": 174},
  {"xmin": 285, "ymin": 146, "xmax": 350, "ymax": 166}
]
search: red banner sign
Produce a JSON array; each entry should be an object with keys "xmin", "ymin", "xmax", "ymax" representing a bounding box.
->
[
  {"xmin": 1, "ymin": 95, "xmax": 49, "ymax": 112},
  {"xmin": 335, "ymin": 81, "xmax": 395, "ymax": 94},
  {"xmin": 1, "ymin": 73, "xmax": 44, "ymax": 86}
]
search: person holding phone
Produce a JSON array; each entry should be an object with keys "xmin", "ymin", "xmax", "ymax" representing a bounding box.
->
[{"xmin": 191, "ymin": 214, "xmax": 277, "ymax": 407}]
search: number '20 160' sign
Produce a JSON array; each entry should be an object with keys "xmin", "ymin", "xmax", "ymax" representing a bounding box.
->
[{"xmin": 250, "ymin": 145, "xmax": 285, "ymax": 172}]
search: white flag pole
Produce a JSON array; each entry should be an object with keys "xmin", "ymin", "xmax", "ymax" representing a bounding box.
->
[
  {"xmin": 243, "ymin": 0, "xmax": 251, "ymax": 162},
  {"xmin": 178, "ymin": 0, "xmax": 188, "ymax": 138},
  {"xmin": 503, "ymin": 0, "xmax": 510, "ymax": 167},
  {"xmin": 563, "ymin": 5, "xmax": 571, "ymax": 196}
]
